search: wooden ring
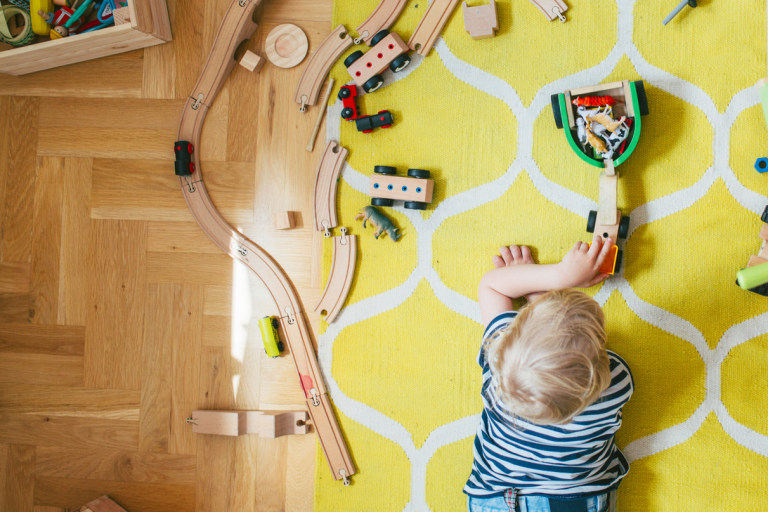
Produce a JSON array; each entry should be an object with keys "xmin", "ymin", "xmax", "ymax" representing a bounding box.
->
[{"xmin": 265, "ymin": 24, "xmax": 308, "ymax": 69}]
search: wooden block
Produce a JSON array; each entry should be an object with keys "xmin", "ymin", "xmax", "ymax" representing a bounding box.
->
[
  {"xmin": 273, "ymin": 211, "xmax": 297, "ymax": 230},
  {"xmin": 239, "ymin": 50, "xmax": 265, "ymax": 73},
  {"xmin": 462, "ymin": 1, "xmax": 497, "ymax": 39},
  {"xmin": 80, "ymin": 495, "xmax": 128, "ymax": 512}
]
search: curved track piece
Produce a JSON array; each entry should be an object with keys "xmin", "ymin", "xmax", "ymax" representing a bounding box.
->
[
  {"xmin": 176, "ymin": 0, "xmax": 355, "ymax": 484},
  {"xmin": 294, "ymin": 25, "xmax": 353, "ymax": 112},
  {"xmin": 407, "ymin": 0, "xmax": 460, "ymax": 56},
  {"xmin": 355, "ymin": 0, "xmax": 408, "ymax": 45},
  {"xmin": 315, "ymin": 231, "xmax": 357, "ymax": 323},
  {"xmin": 313, "ymin": 141, "xmax": 349, "ymax": 233}
]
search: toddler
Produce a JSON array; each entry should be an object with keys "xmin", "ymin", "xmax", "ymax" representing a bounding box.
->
[{"xmin": 465, "ymin": 235, "xmax": 634, "ymax": 512}]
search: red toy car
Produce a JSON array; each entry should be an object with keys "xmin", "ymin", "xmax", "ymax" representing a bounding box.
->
[{"xmin": 338, "ymin": 85, "xmax": 360, "ymax": 120}]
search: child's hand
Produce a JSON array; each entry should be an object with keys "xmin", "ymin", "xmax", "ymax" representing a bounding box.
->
[
  {"xmin": 492, "ymin": 245, "xmax": 545, "ymax": 303},
  {"xmin": 557, "ymin": 234, "xmax": 613, "ymax": 289}
]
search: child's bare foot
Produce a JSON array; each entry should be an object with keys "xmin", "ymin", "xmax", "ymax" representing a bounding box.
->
[{"xmin": 491, "ymin": 245, "xmax": 545, "ymax": 302}]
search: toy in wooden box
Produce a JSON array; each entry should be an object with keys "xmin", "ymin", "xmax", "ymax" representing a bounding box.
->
[{"xmin": 0, "ymin": 0, "xmax": 171, "ymax": 75}]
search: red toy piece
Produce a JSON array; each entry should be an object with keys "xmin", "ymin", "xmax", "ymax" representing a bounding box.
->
[{"xmin": 338, "ymin": 85, "xmax": 360, "ymax": 120}]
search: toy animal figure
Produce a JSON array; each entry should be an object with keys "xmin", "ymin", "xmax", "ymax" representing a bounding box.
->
[{"xmin": 355, "ymin": 206, "xmax": 401, "ymax": 241}]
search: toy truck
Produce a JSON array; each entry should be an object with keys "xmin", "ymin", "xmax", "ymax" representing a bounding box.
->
[
  {"xmin": 369, "ymin": 166, "xmax": 434, "ymax": 210},
  {"xmin": 344, "ymin": 30, "xmax": 411, "ymax": 93},
  {"xmin": 551, "ymin": 80, "xmax": 649, "ymax": 273}
]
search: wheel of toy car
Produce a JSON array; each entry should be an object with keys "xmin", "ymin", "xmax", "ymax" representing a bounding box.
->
[
  {"xmin": 404, "ymin": 201, "xmax": 427, "ymax": 210},
  {"xmin": 370, "ymin": 29, "xmax": 390, "ymax": 46},
  {"xmin": 618, "ymin": 215, "xmax": 631, "ymax": 239},
  {"xmin": 363, "ymin": 75, "xmax": 384, "ymax": 93},
  {"xmin": 372, "ymin": 197, "xmax": 394, "ymax": 207},
  {"xmin": 551, "ymin": 94, "xmax": 563, "ymax": 130},
  {"xmin": 633, "ymin": 80, "xmax": 649, "ymax": 116},
  {"xmin": 344, "ymin": 50, "xmax": 364, "ymax": 68},
  {"xmin": 338, "ymin": 87, "xmax": 352, "ymax": 100},
  {"xmin": 374, "ymin": 165, "xmax": 397, "ymax": 175},
  {"xmin": 586, "ymin": 210, "xmax": 597, "ymax": 233},
  {"xmin": 390, "ymin": 53, "xmax": 411, "ymax": 73},
  {"xmin": 407, "ymin": 168, "xmax": 430, "ymax": 179},
  {"xmin": 341, "ymin": 107, "xmax": 355, "ymax": 120},
  {"xmin": 614, "ymin": 250, "xmax": 623, "ymax": 273},
  {"xmin": 761, "ymin": 204, "xmax": 768, "ymax": 224}
]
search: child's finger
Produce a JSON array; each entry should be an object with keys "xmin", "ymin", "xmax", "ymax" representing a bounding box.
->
[
  {"xmin": 587, "ymin": 234, "xmax": 603, "ymax": 257},
  {"xmin": 498, "ymin": 246, "xmax": 513, "ymax": 265},
  {"xmin": 520, "ymin": 245, "xmax": 533, "ymax": 263},
  {"xmin": 491, "ymin": 254, "xmax": 504, "ymax": 268},
  {"xmin": 595, "ymin": 237, "xmax": 613, "ymax": 265}
]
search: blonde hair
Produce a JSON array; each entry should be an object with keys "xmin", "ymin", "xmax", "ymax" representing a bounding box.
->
[{"xmin": 485, "ymin": 289, "xmax": 610, "ymax": 425}]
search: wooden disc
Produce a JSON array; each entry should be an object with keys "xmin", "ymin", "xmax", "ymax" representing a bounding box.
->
[{"xmin": 265, "ymin": 24, "xmax": 309, "ymax": 68}]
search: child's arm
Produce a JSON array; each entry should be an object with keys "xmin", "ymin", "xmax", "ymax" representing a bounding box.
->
[{"xmin": 478, "ymin": 234, "xmax": 613, "ymax": 326}]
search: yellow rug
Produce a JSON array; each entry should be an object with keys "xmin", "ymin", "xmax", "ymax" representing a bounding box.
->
[{"xmin": 315, "ymin": 1, "xmax": 768, "ymax": 510}]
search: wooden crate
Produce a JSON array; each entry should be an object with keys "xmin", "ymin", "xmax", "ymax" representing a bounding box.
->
[{"xmin": 0, "ymin": 0, "xmax": 171, "ymax": 75}]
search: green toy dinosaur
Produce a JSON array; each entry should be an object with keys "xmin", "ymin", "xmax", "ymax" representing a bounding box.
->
[{"xmin": 355, "ymin": 205, "xmax": 401, "ymax": 241}]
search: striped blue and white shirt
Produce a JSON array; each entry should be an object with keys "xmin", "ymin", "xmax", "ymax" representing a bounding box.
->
[{"xmin": 464, "ymin": 311, "xmax": 634, "ymax": 498}]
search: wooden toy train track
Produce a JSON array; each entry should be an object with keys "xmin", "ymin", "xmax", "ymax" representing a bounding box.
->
[{"xmin": 174, "ymin": 0, "xmax": 355, "ymax": 485}]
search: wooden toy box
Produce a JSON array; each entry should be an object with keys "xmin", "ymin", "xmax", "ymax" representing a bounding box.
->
[{"xmin": 0, "ymin": 0, "xmax": 171, "ymax": 75}]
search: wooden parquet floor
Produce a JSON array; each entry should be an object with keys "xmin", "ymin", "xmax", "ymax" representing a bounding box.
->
[{"xmin": 0, "ymin": 1, "xmax": 334, "ymax": 510}]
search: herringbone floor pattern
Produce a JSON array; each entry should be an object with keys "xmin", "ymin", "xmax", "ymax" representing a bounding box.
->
[{"xmin": 0, "ymin": 1, "xmax": 331, "ymax": 510}]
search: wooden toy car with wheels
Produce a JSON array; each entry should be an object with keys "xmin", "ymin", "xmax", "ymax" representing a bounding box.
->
[
  {"xmin": 551, "ymin": 80, "xmax": 649, "ymax": 274},
  {"xmin": 369, "ymin": 165, "xmax": 434, "ymax": 210},
  {"xmin": 344, "ymin": 29, "xmax": 411, "ymax": 93}
]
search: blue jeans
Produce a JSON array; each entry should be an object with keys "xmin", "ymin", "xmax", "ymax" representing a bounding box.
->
[{"xmin": 468, "ymin": 491, "xmax": 616, "ymax": 512}]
